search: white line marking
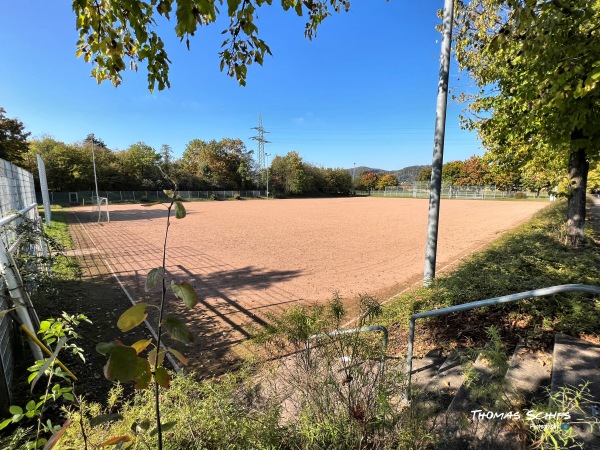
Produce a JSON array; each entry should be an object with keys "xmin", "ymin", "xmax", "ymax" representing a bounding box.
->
[{"xmin": 71, "ymin": 210, "xmax": 181, "ymax": 372}]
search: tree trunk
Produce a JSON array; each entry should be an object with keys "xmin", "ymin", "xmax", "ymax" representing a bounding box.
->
[{"xmin": 566, "ymin": 146, "xmax": 589, "ymax": 247}]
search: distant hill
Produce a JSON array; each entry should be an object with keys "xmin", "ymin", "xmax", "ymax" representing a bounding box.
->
[
  {"xmin": 348, "ymin": 165, "xmax": 430, "ymax": 183},
  {"xmin": 391, "ymin": 165, "xmax": 430, "ymax": 183}
]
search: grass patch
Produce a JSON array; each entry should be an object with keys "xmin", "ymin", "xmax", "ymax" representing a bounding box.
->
[
  {"xmin": 43, "ymin": 208, "xmax": 80, "ymax": 280},
  {"xmin": 383, "ymin": 198, "xmax": 600, "ymax": 353}
]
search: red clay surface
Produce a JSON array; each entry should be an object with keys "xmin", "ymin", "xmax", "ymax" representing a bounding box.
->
[{"xmin": 69, "ymin": 197, "xmax": 547, "ymax": 373}]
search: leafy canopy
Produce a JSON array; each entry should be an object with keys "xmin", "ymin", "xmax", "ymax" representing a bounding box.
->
[
  {"xmin": 454, "ymin": 0, "xmax": 600, "ymax": 166},
  {"xmin": 73, "ymin": 0, "xmax": 351, "ymax": 91},
  {"xmin": 0, "ymin": 107, "xmax": 30, "ymax": 166}
]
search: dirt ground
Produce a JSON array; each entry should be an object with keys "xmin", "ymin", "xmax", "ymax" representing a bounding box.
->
[{"xmin": 64, "ymin": 197, "xmax": 547, "ymax": 376}]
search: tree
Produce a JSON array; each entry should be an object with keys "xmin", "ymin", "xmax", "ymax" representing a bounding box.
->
[
  {"xmin": 457, "ymin": 155, "xmax": 490, "ymax": 186},
  {"xmin": 29, "ymin": 137, "xmax": 93, "ymax": 191},
  {"xmin": 376, "ymin": 174, "xmax": 398, "ymax": 190},
  {"xmin": 0, "ymin": 107, "xmax": 30, "ymax": 165},
  {"xmin": 84, "ymin": 133, "xmax": 107, "ymax": 149},
  {"xmin": 588, "ymin": 162, "xmax": 600, "ymax": 193},
  {"xmin": 73, "ymin": 0, "xmax": 351, "ymax": 90},
  {"xmin": 270, "ymin": 151, "xmax": 306, "ymax": 195},
  {"xmin": 441, "ymin": 160, "xmax": 464, "ymax": 185},
  {"xmin": 324, "ymin": 168, "xmax": 353, "ymax": 194},
  {"xmin": 116, "ymin": 142, "xmax": 162, "ymax": 189},
  {"xmin": 357, "ymin": 172, "xmax": 378, "ymax": 191},
  {"xmin": 160, "ymin": 144, "xmax": 173, "ymax": 175},
  {"xmin": 417, "ymin": 166, "xmax": 432, "ymax": 182},
  {"xmin": 181, "ymin": 138, "xmax": 253, "ymax": 189},
  {"xmin": 454, "ymin": 0, "xmax": 600, "ymax": 246},
  {"xmin": 486, "ymin": 159, "xmax": 522, "ymax": 192}
]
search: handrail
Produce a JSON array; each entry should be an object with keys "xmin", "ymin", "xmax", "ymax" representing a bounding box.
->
[
  {"xmin": 0, "ymin": 203, "xmax": 37, "ymax": 228},
  {"xmin": 406, "ymin": 284, "xmax": 600, "ymax": 392}
]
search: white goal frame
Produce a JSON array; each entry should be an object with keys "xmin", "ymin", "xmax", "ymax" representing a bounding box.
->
[{"xmin": 91, "ymin": 196, "xmax": 110, "ymax": 222}]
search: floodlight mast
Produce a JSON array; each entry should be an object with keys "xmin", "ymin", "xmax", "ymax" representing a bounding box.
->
[
  {"xmin": 423, "ymin": 0, "xmax": 455, "ymax": 286},
  {"xmin": 90, "ymin": 133, "xmax": 100, "ymax": 205},
  {"xmin": 90, "ymin": 133, "xmax": 101, "ymax": 222}
]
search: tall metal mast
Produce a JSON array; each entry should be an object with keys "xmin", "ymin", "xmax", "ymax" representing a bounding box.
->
[{"xmin": 250, "ymin": 113, "xmax": 270, "ymax": 187}]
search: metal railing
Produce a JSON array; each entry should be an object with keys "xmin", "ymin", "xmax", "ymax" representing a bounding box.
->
[
  {"xmin": 306, "ymin": 325, "xmax": 389, "ymax": 372},
  {"xmin": 405, "ymin": 284, "xmax": 600, "ymax": 391}
]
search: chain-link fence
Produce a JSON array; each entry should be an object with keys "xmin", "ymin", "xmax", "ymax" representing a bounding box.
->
[
  {"xmin": 43, "ymin": 190, "xmax": 267, "ymax": 206},
  {"xmin": 0, "ymin": 159, "xmax": 39, "ymax": 412},
  {"xmin": 382, "ymin": 182, "xmax": 550, "ymax": 199}
]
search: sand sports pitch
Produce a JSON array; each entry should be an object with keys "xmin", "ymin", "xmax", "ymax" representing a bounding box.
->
[{"xmin": 69, "ymin": 197, "xmax": 547, "ymax": 372}]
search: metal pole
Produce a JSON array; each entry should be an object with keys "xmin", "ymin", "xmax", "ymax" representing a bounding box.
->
[
  {"xmin": 265, "ymin": 153, "xmax": 270, "ymax": 199},
  {"xmin": 423, "ymin": 0, "xmax": 455, "ymax": 286},
  {"xmin": 90, "ymin": 134, "xmax": 102, "ymax": 222},
  {"xmin": 91, "ymin": 134, "xmax": 100, "ymax": 205}
]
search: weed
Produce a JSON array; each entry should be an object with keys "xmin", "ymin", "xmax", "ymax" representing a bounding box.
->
[{"xmin": 526, "ymin": 383, "xmax": 600, "ymax": 449}]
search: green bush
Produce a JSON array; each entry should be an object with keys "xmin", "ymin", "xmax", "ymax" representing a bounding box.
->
[
  {"xmin": 233, "ymin": 193, "xmax": 241, "ymax": 200},
  {"xmin": 514, "ymin": 192, "xmax": 528, "ymax": 199},
  {"xmin": 59, "ymin": 371, "xmax": 283, "ymax": 450},
  {"xmin": 257, "ymin": 294, "xmax": 425, "ymax": 450},
  {"xmin": 57, "ymin": 295, "xmax": 429, "ymax": 450}
]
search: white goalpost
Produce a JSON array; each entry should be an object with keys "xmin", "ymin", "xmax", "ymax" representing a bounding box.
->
[{"xmin": 91, "ymin": 196, "xmax": 110, "ymax": 222}]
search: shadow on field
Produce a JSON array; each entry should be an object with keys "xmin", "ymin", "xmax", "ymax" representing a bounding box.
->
[
  {"xmin": 32, "ymin": 275, "xmax": 152, "ymax": 405},
  {"xmin": 73, "ymin": 207, "xmax": 198, "ymax": 222},
  {"xmin": 135, "ymin": 264, "xmax": 305, "ymax": 375}
]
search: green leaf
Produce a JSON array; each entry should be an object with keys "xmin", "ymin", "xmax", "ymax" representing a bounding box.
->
[
  {"xmin": 150, "ymin": 420, "xmax": 177, "ymax": 436},
  {"xmin": 227, "ymin": 0, "xmax": 242, "ymax": 15},
  {"xmin": 175, "ymin": 201, "xmax": 186, "ymax": 219},
  {"xmin": 147, "ymin": 348, "xmax": 165, "ymax": 368},
  {"xmin": 131, "ymin": 338, "xmax": 152, "ymax": 354},
  {"xmin": 168, "ymin": 347, "xmax": 189, "ymax": 366},
  {"xmin": 103, "ymin": 346, "xmax": 138, "ymax": 382},
  {"xmin": 117, "ymin": 303, "xmax": 148, "ymax": 332},
  {"xmin": 25, "ymin": 400, "xmax": 36, "ymax": 411},
  {"xmin": 0, "ymin": 418, "xmax": 13, "ymax": 430},
  {"xmin": 31, "ymin": 336, "xmax": 67, "ymax": 392},
  {"xmin": 90, "ymin": 413, "xmax": 123, "ymax": 428},
  {"xmin": 161, "ymin": 420, "xmax": 177, "ymax": 432},
  {"xmin": 171, "ymin": 281, "xmax": 198, "ymax": 307},
  {"xmin": 163, "ymin": 189, "xmax": 174, "ymax": 198},
  {"xmin": 133, "ymin": 358, "xmax": 152, "ymax": 390},
  {"xmin": 154, "ymin": 366, "xmax": 170, "ymax": 388},
  {"xmin": 145, "ymin": 267, "xmax": 164, "ymax": 292},
  {"xmin": 136, "ymin": 419, "xmax": 151, "ymax": 431},
  {"xmin": 96, "ymin": 341, "xmax": 118, "ymax": 355},
  {"xmin": 162, "ymin": 317, "xmax": 194, "ymax": 343},
  {"xmin": 39, "ymin": 321, "xmax": 50, "ymax": 333},
  {"xmin": 9, "ymin": 405, "xmax": 23, "ymax": 416}
]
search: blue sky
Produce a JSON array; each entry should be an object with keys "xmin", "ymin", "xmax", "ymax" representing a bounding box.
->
[{"xmin": 0, "ymin": 1, "xmax": 482, "ymax": 170}]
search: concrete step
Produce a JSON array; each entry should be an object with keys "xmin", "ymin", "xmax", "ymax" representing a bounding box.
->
[
  {"xmin": 550, "ymin": 333, "xmax": 600, "ymax": 449},
  {"xmin": 503, "ymin": 341, "xmax": 552, "ymax": 408},
  {"xmin": 411, "ymin": 349, "xmax": 475, "ymax": 442},
  {"xmin": 440, "ymin": 344, "xmax": 522, "ymax": 450},
  {"xmin": 410, "ymin": 349, "xmax": 445, "ymax": 391}
]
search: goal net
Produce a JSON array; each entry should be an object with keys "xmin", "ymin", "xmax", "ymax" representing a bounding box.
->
[{"xmin": 91, "ymin": 197, "xmax": 110, "ymax": 223}]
